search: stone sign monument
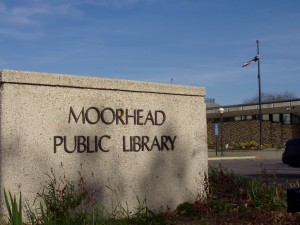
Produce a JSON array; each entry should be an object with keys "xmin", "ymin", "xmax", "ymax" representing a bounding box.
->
[{"xmin": 0, "ymin": 70, "xmax": 207, "ymax": 214}]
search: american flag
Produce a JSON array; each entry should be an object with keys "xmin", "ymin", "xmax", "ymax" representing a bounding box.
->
[{"xmin": 242, "ymin": 55, "xmax": 260, "ymax": 67}]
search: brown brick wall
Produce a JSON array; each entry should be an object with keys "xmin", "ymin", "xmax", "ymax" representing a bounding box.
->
[{"xmin": 207, "ymin": 120, "xmax": 300, "ymax": 149}]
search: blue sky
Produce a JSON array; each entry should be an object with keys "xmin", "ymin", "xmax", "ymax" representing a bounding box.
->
[{"xmin": 1, "ymin": 0, "xmax": 300, "ymax": 105}]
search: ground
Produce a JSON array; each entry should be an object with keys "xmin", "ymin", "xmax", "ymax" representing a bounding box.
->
[{"xmin": 167, "ymin": 209, "xmax": 300, "ymax": 225}]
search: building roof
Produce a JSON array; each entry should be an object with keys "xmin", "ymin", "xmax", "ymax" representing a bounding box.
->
[
  {"xmin": 207, "ymin": 98, "xmax": 300, "ymax": 118},
  {"xmin": 205, "ymin": 102, "xmax": 221, "ymax": 109}
]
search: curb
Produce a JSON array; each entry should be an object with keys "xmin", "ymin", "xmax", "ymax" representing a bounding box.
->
[{"xmin": 208, "ymin": 156, "xmax": 257, "ymax": 160}]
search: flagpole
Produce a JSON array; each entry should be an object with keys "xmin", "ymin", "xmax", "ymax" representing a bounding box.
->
[{"xmin": 256, "ymin": 40, "xmax": 262, "ymax": 146}]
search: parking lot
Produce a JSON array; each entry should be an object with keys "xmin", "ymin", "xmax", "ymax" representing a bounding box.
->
[{"xmin": 208, "ymin": 150, "xmax": 300, "ymax": 186}]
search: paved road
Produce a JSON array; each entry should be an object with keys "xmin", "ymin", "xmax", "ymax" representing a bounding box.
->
[
  {"xmin": 208, "ymin": 156, "xmax": 300, "ymax": 186},
  {"xmin": 208, "ymin": 149, "xmax": 285, "ymax": 159}
]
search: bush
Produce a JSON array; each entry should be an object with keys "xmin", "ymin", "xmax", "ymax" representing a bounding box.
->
[
  {"xmin": 231, "ymin": 141, "xmax": 285, "ymax": 150},
  {"xmin": 25, "ymin": 169, "xmax": 88, "ymax": 225},
  {"xmin": 208, "ymin": 166, "xmax": 287, "ymax": 211},
  {"xmin": 231, "ymin": 141, "xmax": 260, "ymax": 150}
]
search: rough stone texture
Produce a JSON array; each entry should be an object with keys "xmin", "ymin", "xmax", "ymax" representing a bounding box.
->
[{"xmin": 0, "ymin": 70, "xmax": 207, "ymax": 215}]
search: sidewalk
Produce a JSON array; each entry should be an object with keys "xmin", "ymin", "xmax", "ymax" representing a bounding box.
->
[{"xmin": 208, "ymin": 149, "xmax": 284, "ymax": 160}]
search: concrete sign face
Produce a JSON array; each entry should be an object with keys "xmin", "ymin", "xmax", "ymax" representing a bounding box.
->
[{"xmin": 0, "ymin": 70, "xmax": 207, "ymax": 213}]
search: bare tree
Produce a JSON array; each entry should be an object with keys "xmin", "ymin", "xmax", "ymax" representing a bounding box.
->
[{"xmin": 243, "ymin": 91, "xmax": 298, "ymax": 104}]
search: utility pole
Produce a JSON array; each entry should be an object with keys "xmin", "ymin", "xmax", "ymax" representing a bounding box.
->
[{"xmin": 256, "ymin": 40, "xmax": 262, "ymax": 146}]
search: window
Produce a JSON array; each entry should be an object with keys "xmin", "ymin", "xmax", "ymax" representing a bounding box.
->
[
  {"xmin": 235, "ymin": 116, "xmax": 241, "ymax": 121},
  {"xmin": 291, "ymin": 114, "xmax": 300, "ymax": 124},
  {"xmin": 242, "ymin": 115, "xmax": 253, "ymax": 120},
  {"xmin": 272, "ymin": 114, "xmax": 280, "ymax": 123},
  {"xmin": 262, "ymin": 114, "xmax": 270, "ymax": 121},
  {"xmin": 223, "ymin": 117, "xmax": 235, "ymax": 122},
  {"xmin": 282, "ymin": 114, "xmax": 291, "ymax": 124}
]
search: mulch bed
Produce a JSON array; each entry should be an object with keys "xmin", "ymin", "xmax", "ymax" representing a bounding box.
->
[{"xmin": 166, "ymin": 209, "xmax": 300, "ymax": 225}]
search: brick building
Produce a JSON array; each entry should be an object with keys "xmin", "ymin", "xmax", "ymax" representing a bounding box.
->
[{"xmin": 206, "ymin": 99, "xmax": 300, "ymax": 149}]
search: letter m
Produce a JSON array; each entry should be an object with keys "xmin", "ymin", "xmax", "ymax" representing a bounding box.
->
[{"xmin": 68, "ymin": 107, "xmax": 85, "ymax": 124}]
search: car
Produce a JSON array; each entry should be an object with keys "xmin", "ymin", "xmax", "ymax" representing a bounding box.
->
[{"xmin": 282, "ymin": 138, "xmax": 300, "ymax": 167}]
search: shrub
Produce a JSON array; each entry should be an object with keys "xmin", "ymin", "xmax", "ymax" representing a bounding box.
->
[
  {"xmin": 208, "ymin": 166, "xmax": 287, "ymax": 211},
  {"xmin": 231, "ymin": 141, "xmax": 260, "ymax": 150},
  {"xmin": 25, "ymin": 169, "xmax": 88, "ymax": 225}
]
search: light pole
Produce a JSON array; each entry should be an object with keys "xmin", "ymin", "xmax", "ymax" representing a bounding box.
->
[
  {"xmin": 218, "ymin": 108, "xmax": 224, "ymax": 156},
  {"xmin": 256, "ymin": 40, "xmax": 262, "ymax": 146}
]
